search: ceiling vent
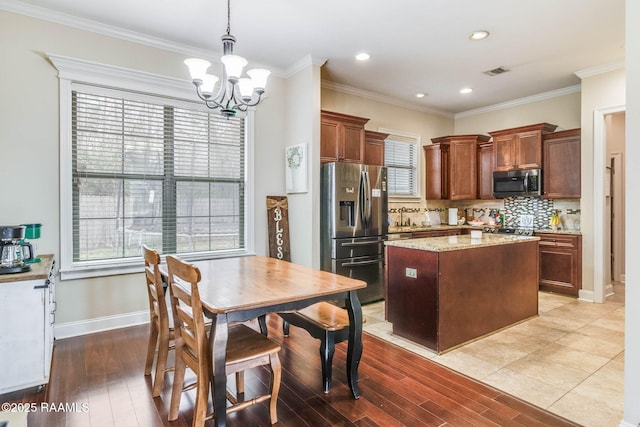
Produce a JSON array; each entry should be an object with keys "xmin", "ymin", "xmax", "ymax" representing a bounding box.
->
[{"xmin": 484, "ymin": 66, "xmax": 510, "ymax": 77}]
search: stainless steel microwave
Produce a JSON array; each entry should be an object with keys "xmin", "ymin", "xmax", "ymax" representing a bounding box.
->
[{"xmin": 493, "ymin": 169, "xmax": 542, "ymax": 198}]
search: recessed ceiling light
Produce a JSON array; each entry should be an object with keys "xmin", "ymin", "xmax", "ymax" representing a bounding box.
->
[
  {"xmin": 469, "ymin": 30, "xmax": 490, "ymax": 40},
  {"xmin": 416, "ymin": 93, "xmax": 426, "ymax": 98},
  {"xmin": 355, "ymin": 52, "xmax": 371, "ymax": 61},
  {"xmin": 460, "ymin": 88, "xmax": 473, "ymax": 94}
]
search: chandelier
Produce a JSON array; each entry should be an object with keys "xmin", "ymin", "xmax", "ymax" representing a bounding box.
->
[{"xmin": 184, "ymin": 0, "xmax": 270, "ymax": 118}]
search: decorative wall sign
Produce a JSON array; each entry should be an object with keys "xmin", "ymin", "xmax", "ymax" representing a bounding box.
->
[
  {"xmin": 285, "ymin": 143, "xmax": 307, "ymax": 193},
  {"xmin": 266, "ymin": 196, "xmax": 291, "ymax": 261}
]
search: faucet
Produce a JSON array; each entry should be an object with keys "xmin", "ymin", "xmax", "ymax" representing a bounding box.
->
[{"xmin": 399, "ymin": 207, "xmax": 408, "ymax": 226}]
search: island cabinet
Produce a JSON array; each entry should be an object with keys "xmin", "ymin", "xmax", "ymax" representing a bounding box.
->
[
  {"xmin": 543, "ymin": 128, "xmax": 581, "ymax": 198},
  {"xmin": 364, "ymin": 130, "xmax": 389, "ymax": 166},
  {"xmin": 425, "ymin": 134, "xmax": 490, "ymax": 200},
  {"xmin": 320, "ymin": 110, "xmax": 369, "ymax": 163},
  {"xmin": 477, "ymin": 139, "xmax": 495, "ymax": 199},
  {"xmin": 489, "ymin": 123, "xmax": 558, "ymax": 171},
  {"xmin": 385, "ymin": 235, "xmax": 539, "ymax": 353},
  {"xmin": 537, "ymin": 232, "xmax": 582, "ymax": 296}
]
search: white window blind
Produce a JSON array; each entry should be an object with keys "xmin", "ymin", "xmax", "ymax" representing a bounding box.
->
[
  {"xmin": 71, "ymin": 89, "xmax": 245, "ymax": 262},
  {"xmin": 384, "ymin": 136, "xmax": 418, "ymax": 196}
]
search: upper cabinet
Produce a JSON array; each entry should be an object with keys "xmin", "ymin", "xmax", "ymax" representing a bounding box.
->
[
  {"xmin": 543, "ymin": 128, "xmax": 581, "ymax": 198},
  {"xmin": 364, "ymin": 130, "xmax": 389, "ymax": 166},
  {"xmin": 489, "ymin": 123, "xmax": 558, "ymax": 171},
  {"xmin": 425, "ymin": 134, "xmax": 490, "ymax": 200},
  {"xmin": 320, "ymin": 110, "xmax": 369, "ymax": 164},
  {"xmin": 477, "ymin": 138, "xmax": 494, "ymax": 200}
]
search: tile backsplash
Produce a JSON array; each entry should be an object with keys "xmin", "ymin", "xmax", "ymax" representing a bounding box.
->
[{"xmin": 389, "ymin": 197, "xmax": 580, "ymax": 230}]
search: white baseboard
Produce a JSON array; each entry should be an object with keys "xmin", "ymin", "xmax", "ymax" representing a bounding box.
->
[
  {"xmin": 618, "ymin": 420, "xmax": 636, "ymax": 427},
  {"xmin": 578, "ymin": 289, "xmax": 595, "ymax": 302},
  {"xmin": 605, "ymin": 283, "xmax": 615, "ymax": 297},
  {"xmin": 54, "ymin": 310, "xmax": 150, "ymax": 339}
]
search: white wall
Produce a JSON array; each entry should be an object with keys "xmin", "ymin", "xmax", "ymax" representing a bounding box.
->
[
  {"xmin": 283, "ymin": 59, "xmax": 323, "ymax": 268},
  {"xmin": 623, "ymin": 0, "xmax": 640, "ymax": 424},
  {"xmin": 454, "ymin": 90, "xmax": 581, "ymax": 134},
  {"xmin": 578, "ymin": 68, "xmax": 626, "ymax": 299},
  {"xmin": 0, "ymin": 10, "xmax": 289, "ymax": 329}
]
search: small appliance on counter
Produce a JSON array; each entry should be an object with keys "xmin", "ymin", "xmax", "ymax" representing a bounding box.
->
[
  {"xmin": 448, "ymin": 208, "xmax": 458, "ymax": 226},
  {"xmin": 0, "ymin": 225, "xmax": 34, "ymax": 274},
  {"xmin": 21, "ymin": 223, "xmax": 42, "ymax": 263}
]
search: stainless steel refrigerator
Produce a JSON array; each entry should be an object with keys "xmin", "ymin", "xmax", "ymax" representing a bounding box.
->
[{"xmin": 320, "ymin": 162, "xmax": 388, "ymax": 304}]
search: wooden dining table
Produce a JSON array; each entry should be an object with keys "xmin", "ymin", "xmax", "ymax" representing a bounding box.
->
[{"xmin": 160, "ymin": 255, "xmax": 367, "ymax": 427}]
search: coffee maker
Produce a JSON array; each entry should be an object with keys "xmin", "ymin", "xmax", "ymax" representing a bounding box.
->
[{"xmin": 0, "ymin": 225, "xmax": 34, "ymax": 274}]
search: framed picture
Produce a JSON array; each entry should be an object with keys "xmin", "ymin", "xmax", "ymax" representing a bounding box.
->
[{"xmin": 285, "ymin": 143, "xmax": 308, "ymax": 193}]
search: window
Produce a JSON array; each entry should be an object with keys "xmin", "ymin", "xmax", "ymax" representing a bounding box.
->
[
  {"xmin": 52, "ymin": 55, "xmax": 254, "ymax": 279},
  {"xmin": 384, "ymin": 133, "xmax": 419, "ymax": 197}
]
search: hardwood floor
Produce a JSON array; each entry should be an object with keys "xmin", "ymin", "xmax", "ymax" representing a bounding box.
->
[{"xmin": 1, "ymin": 314, "xmax": 580, "ymax": 426}]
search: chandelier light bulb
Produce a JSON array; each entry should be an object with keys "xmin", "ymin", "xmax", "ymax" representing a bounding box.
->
[
  {"xmin": 201, "ymin": 74, "xmax": 219, "ymax": 95},
  {"xmin": 237, "ymin": 78, "xmax": 255, "ymax": 100},
  {"xmin": 247, "ymin": 68, "xmax": 270, "ymax": 91},
  {"xmin": 184, "ymin": 58, "xmax": 211, "ymax": 82},
  {"xmin": 221, "ymin": 54, "xmax": 248, "ymax": 80}
]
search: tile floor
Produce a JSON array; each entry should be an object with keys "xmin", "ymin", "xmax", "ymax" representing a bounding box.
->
[{"xmin": 362, "ymin": 283, "xmax": 625, "ymax": 427}]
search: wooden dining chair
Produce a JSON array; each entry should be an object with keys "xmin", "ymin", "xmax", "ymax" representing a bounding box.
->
[
  {"xmin": 166, "ymin": 255, "xmax": 282, "ymax": 427},
  {"xmin": 142, "ymin": 244, "xmax": 175, "ymax": 397}
]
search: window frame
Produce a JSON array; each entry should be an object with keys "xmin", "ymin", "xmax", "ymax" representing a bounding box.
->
[
  {"xmin": 381, "ymin": 128, "xmax": 421, "ymax": 201},
  {"xmin": 50, "ymin": 54, "xmax": 255, "ymax": 280}
]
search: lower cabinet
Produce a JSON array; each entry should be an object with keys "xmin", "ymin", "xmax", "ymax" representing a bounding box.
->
[
  {"xmin": 537, "ymin": 233, "xmax": 582, "ymax": 296},
  {"xmin": 0, "ymin": 255, "xmax": 56, "ymax": 394}
]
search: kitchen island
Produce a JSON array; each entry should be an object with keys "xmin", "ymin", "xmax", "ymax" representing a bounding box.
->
[{"xmin": 385, "ymin": 234, "xmax": 540, "ymax": 353}]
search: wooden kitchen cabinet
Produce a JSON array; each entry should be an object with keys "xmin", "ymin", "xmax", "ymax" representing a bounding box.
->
[
  {"xmin": 543, "ymin": 128, "xmax": 581, "ymax": 198},
  {"xmin": 537, "ymin": 233, "xmax": 582, "ymax": 296},
  {"xmin": 425, "ymin": 134, "xmax": 490, "ymax": 200},
  {"xmin": 320, "ymin": 110, "xmax": 369, "ymax": 163},
  {"xmin": 489, "ymin": 123, "xmax": 558, "ymax": 171},
  {"xmin": 424, "ymin": 142, "xmax": 448, "ymax": 199},
  {"xmin": 477, "ymin": 139, "xmax": 494, "ymax": 199},
  {"xmin": 364, "ymin": 130, "xmax": 389, "ymax": 166}
]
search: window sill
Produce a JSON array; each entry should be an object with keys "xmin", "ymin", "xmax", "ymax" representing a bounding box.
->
[{"xmin": 59, "ymin": 250, "xmax": 255, "ymax": 281}]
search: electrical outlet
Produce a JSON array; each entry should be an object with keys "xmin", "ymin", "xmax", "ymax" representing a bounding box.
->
[{"xmin": 405, "ymin": 267, "xmax": 417, "ymax": 278}]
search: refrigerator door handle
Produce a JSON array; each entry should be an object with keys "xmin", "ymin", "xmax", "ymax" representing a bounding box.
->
[
  {"xmin": 340, "ymin": 259, "xmax": 383, "ymax": 267},
  {"xmin": 340, "ymin": 239, "xmax": 385, "ymax": 247},
  {"xmin": 359, "ymin": 171, "xmax": 368, "ymax": 228},
  {"xmin": 362, "ymin": 170, "xmax": 372, "ymax": 228}
]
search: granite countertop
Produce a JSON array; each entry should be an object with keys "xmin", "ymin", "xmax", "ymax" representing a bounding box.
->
[
  {"xmin": 384, "ymin": 233, "xmax": 540, "ymax": 252},
  {"xmin": 0, "ymin": 254, "xmax": 55, "ymax": 284}
]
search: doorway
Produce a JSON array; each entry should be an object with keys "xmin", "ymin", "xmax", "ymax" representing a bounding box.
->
[
  {"xmin": 593, "ymin": 106, "xmax": 625, "ymax": 303},
  {"xmin": 606, "ymin": 113, "xmax": 626, "ymax": 285}
]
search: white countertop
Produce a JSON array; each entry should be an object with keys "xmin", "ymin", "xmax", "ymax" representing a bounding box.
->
[{"xmin": 384, "ymin": 233, "xmax": 540, "ymax": 252}]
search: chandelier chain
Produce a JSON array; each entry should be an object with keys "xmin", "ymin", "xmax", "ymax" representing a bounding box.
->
[{"xmin": 226, "ymin": 0, "xmax": 231, "ymax": 36}]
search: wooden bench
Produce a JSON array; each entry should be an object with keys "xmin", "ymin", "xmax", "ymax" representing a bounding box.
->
[{"xmin": 278, "ymin": 301, "xmax": 363, "ymax": 393}]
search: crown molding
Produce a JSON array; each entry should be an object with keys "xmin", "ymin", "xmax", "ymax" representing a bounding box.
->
[
  {"xmin": 0, "ymin": 0, "xmax": 287, "ymax": 77},
  {"xmin": 284, "ymin": 54, "xmax": 327, "ymax": 78},
  {"xmin": 321, "ymin": 80, "xmax": 454, "ymax": 119},
  {"xmin": 575, "ymin": 60, "xmax": 625, "ymax": 79},
  {"xmin": 454, "ymin": 85, "xmax": 582, "ymax": 119}
]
